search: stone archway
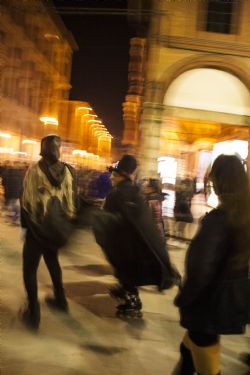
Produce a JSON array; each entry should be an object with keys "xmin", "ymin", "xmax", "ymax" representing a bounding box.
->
[
  {"xmin": 157, "ymin": 55, "xmax": 250, "ymax": 179},
  {"xmin": 139, "ymin": 53, "xmax": 250, "ymax": 177},
  {"xmin": 158, "ymin": 53, "xmax": 250, "ymax": 103}
]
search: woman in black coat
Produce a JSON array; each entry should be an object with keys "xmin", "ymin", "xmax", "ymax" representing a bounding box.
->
[
  {"xmin": 174, "ymin": 154, "xmax": 250, "ymax": 374},
  {"xmin": 93, "ymin": 154, "xmax": 180, "ymax": 318}
]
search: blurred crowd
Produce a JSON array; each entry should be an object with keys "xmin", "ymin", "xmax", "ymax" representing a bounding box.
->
[
  {"xmin": 0, "ymin": 161, "xmax": 28, "ymax": 225},
  {"xmin": 0, "ymin": 158, "xmax": 199, "ymax": 239},
  {"xmin": 0, "ymin": 159, "xmax": 202, "ymax": 248}
]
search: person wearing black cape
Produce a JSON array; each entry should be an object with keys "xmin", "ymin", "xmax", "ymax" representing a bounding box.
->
[{"xmin": 93, "ymin": 154, "xmax": 180, "ymax": 318}]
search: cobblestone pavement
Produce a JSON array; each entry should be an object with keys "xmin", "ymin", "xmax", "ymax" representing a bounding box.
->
[{"xmin": 0, "ymin": 218, "xmax": 249, "ymax": 375}]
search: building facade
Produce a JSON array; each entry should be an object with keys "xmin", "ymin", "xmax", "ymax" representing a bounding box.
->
[
  {"xmin": 123, "ymin": 0, "xmax": 250, "ymax": 179},
  {"xmin": 1, "ymin": 0, "xmax": 112, "ymax": 167},
  {"xmin": 1, "ymin": 0, "xmax": 78, "ymax": 159}
]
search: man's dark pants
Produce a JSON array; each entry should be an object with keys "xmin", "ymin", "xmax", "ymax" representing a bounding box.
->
[{"xmin": 23, "ymin": 232, "xmax": 65, "ymax": 308}]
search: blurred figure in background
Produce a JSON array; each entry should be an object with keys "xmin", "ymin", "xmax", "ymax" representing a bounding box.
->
[
  {"xmin": 93, "ymin": 154, "xmax": 180, "ymax": 318},
  {"xmin": 1, "ymin": 161, "xmax": 25, "ymax": 225},
  {"xmin": 88, "ymin": 169, "xmax": 112, "ymax": 207},
  {"xmin": 173, "ymin": 178, "xmax": 194, "ymax": 242},
  {"xmin": 174, "ymin": 154, "xmax": 250, "ymax": 375},
  {"xmin": 87, "ymin": 170, "xmax": 101, "ymax": 199},
  {"xmin": 77, "ymin": 167, "xmax": 91, "ymax": 197},
  {"xmin": 95, "ymin": 170, "xmax": 112, "ymax": 199},
  {"xmin": 142, "ymin": 178, "xmax": 165, "ymax": 240},
  {"xmin": 20, "ymin": 135, "xmax": 76, "ymax": 330}
]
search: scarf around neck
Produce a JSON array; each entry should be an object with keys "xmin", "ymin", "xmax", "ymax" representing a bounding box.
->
[{"xmin": 39, "ymin": 159, "xmax": 66, "ymax": 188}]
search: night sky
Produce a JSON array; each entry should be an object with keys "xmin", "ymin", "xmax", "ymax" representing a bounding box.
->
[{"xmin": 53, "ymin": 0, "xmax": 132, "ymax": 140}]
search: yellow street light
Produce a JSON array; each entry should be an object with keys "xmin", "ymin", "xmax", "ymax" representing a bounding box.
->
[
  {"xmin": 95, "ymin": 131, "xmax": 107, "ymax": 136},
  {"xmin": 40, "ymin": 117, "xmax": 58, "ymax": 126},
  {"xmin": 44, "ymin": 33, "xmax": 60, "ymax": 40},
  {"xmin": 77, "ymin": 106, "xmax": 92, "ymax": 111},
  {"xmin": 88, "ymin": 120, "xmax": 102, "ymax": 123}
]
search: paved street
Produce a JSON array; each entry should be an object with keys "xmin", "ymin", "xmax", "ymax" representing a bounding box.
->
[{"xmin": 0, "ymin": 218, "xmax": 249, "ymax": 375}]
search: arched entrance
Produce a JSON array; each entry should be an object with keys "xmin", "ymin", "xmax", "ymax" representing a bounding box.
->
[{"xmin": 160, "ymin": 67, "xmax": 250, "ymax": 180}]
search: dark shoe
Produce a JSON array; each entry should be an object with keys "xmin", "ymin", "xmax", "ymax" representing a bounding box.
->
[
  {"xmin": 20, "ymin": 303, "xmax": 40, "ymax": 331},
  {"xmin": 116, "ymin": 292, "xmax": 142, "ymax": 318},
  {"xmin": 45, "ymin": 296, "xmax": 69, "ymax": 312},
  {"xmin": 239, "ymin": 353, "xmax": 250, "ymax": 366},
  {"xmin": 109, "ymin": 285, "xmax": 126, "ymax": 300}
]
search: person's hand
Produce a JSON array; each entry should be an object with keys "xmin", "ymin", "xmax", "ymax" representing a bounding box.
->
[{"xmin": 20, "ymin": 228, "xmax": 27, "ymax": 242}]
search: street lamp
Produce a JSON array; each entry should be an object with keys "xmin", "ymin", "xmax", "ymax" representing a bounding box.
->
[
  {"xmin": 39, "ymin": 116, "xmax": 59, "ymax": 126},
  {"xmin": 82, "ymin": 114, "xmax": 97, "ymax": 117},
  {"xmin": 88, "ymin": 120, "xmax": 102, "ymax": 124},
  {"xmin": 77, "ymin": 106, "xmax": 92, "ymax": 111}
]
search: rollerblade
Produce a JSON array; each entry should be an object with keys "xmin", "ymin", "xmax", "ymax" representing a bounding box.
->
[
  {"xmin": 109, "ymin": 284, "xmax": 126, "ymax": 301},
  {"xmin": 116, "ymin": 292, "xmax": 143, "ymax": 319}
]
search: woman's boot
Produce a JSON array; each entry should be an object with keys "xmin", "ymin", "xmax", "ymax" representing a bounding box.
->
[{"xmin": 179, "ymin": 342, "xmax": 195, "ymax": 374}]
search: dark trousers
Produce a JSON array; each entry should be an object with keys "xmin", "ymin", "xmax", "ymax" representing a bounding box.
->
[{"xmin": 23, "ymin": 232, "xmax": 64, "ymax": 307}]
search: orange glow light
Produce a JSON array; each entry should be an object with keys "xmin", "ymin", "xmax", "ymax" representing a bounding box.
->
[
  {"xmin": 77, "ymin": 107, "xmax": 92, "ymax": 111},
  {"xmin": 0, "ymin": 132, "xmax": 12, "ymax": 139},
  {"xmin": 22, "ymin": 140, "xmax": 37, "ymax": 145},
  {"xmin": 72, "ymin": 149, "xmax": 87, "ymax": 156},
  {"xmin": 40, "ymin": 117, "xmax": 58, "ymax": 126}
]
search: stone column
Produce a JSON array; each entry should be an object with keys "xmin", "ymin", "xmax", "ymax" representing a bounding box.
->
[
  {"xmin": 139, "ymin": 100, "xmax": 164, "ymax": 178},
  {"xmin": 247, "ymin": 127, "xmax": 250, "ymax": 180},
  {"xmin": 122, "ymin": 37, "xmax": 146, "ymax": 152}
]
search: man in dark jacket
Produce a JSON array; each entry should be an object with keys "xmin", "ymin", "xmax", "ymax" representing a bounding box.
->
[
  {"xmin": 20, "ymin": 135, "xmax": 76, "ymax": 330},
  {"xmin": 93, "ymin": 154, "xmax": 180, "ymax": 318}
]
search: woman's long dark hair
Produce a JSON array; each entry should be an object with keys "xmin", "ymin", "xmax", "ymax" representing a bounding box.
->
[{"xmin": 209, "ymin": 154, "xmax": 250, "ymax": 266}]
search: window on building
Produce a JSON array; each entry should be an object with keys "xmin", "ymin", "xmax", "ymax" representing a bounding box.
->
[
  {"xmin": 198, "ymin": 0, "xmax": 241, "ymax": 35},
  {"xmin": 206, "ymin": 0, "xmax": 233, "ymax": 33}
]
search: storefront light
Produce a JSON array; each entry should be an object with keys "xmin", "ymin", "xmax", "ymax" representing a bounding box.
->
[
  {"xmin": 12, "ymin": 151, "xmax": 28, "ymax": 156},
  {"xmin": 22, "ymin": 140, "xmax": 37, "ymax": 145},
  {"xmin": 0, "ymin": 132, "xmax": 12, "ymax": 139},
  {"xmin": 72, "ymin": 149, "xmax": 87, "ymax": 156},
  {"xmin": 158, "ymin": 156, "xmax": 177, "ymax": 184},
  {"xmin": 212, "ymin": 140, "xmax": 248, "ymax": 162},
  {"xmin": 0, "ymin": 147, "xmax": 14, "ymax": 153}
]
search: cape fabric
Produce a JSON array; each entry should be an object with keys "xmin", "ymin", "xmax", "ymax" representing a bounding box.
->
[{"xmin": 93, "ymin": 179, "xmax": 180, "ymax": 290}]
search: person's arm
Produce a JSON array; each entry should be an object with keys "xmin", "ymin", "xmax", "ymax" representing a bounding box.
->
[
  {"xmin": 20, "ymin": 167, "xmax": 32, "ymax": 228},
  {"xmin": 175, "ymin": 210, "xmax": 228, "ymax": 307}
]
